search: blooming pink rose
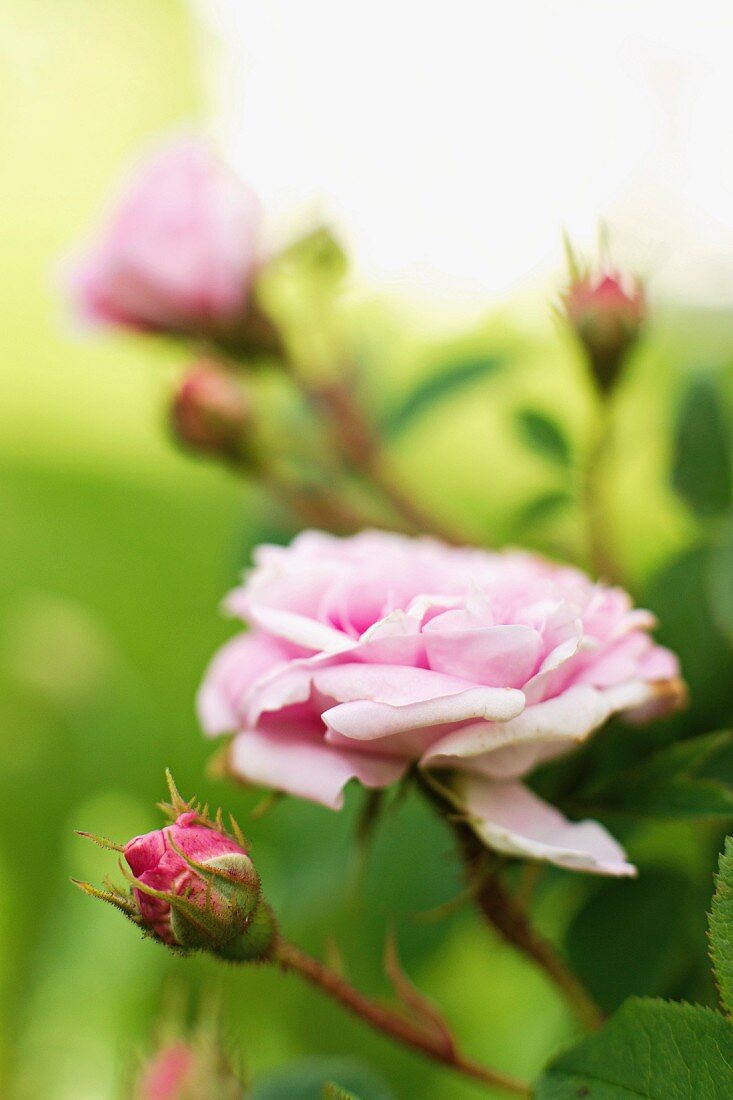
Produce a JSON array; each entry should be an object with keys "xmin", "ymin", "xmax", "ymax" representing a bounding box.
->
[
  {"xmin": 198, "ymin": 530, "xmax": 684, "ymax": 877},
  {"xmin": 124, "ymin": 811, "xmax": 257, "ymax": 946},
  {"xmin": 69, "ymin": 136, "xmax": 260, "ymax": 335}
]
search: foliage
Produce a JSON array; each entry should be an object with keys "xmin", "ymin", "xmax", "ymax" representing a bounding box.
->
[
  {"xmin": 535, "ymin": 999, "xmax": 733, "ymax": 1099},
  {"xmin": 710, "ymin": 837, "xmax": 733, "ymax": 1018}
]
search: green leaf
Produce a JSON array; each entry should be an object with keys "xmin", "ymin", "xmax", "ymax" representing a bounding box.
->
[
  {"xmin": 672, "ymin": 375, "xmax": 732, "ymax": 519},
  {"xmin": 516, "ymin": 489, "xmax": 573, "ymax": 528},
  {"xmin": 574, "ymin": 732, "xmax": 733, "ymax": 820},
  {"xmin": 516, "ymin": 409, "xmax": 572, "ymax": 466},
  {"xmin": 710, "ymin": 837, "xmax": 733, "ymax": 1017},
  {"xmin": 383, "ymin": 356, "xmax": 502, "ymax": 437},
  {"xmin": 535, "ymin": 998, "xmax": 733, "ymax": 1098},
  {"xmin": 252, "ymin": 1058, "xmax": 393, "ymax": 1100},
  {"xmin": 643, "ymin": 547, "xmax": 733, "ymax": 733},
  {"xmin": 566, "ymin": 872, "xmax": 696, "ymax": 1013}
]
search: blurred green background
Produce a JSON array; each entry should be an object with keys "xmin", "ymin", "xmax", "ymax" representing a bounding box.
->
[{"xmin": 3, "ymin": 2, "xmax": 733, "ymax": 1098}]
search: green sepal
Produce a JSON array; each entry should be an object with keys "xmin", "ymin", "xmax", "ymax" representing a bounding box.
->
[{"xmin": 215, "ymin": 902, "xmax": 277, "ymax": 963}]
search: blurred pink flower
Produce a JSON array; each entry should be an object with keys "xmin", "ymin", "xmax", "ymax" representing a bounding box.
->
[
  {"xmin": 136, "ymin": 1041, "xmax": 195, "ymax": 1100},
  {"xmin": 69, "ymin": 136, "xmax": 260, "ymax": 335},
  {"xmin": 124, "ymin": 810, "xmax": 257, "ymax": 946},
  {"xmin": 563, "ymin": 268, "xmax": 645, "ymax": 388},
  {"xmin": 198, "ymin": 530, "xmax": 684, "ymax": 877}
]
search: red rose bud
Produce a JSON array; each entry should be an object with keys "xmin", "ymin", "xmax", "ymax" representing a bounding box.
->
[
  {"xmin": 74, "ymin": 773, "xmax": 276, "ymax": 962},
  {"xmin": 563, "ymin": 269, "xmax": 645, "ymax": 392},
  {"xmin": 171, "ymin": 365, "xmax": 252, "ymax": 460}
]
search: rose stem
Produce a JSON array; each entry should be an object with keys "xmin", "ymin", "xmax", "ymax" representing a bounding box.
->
[
  {"xmin": 580, "ymin": 393, "xmax": 624, "ymax": 584},
  {"xmin": 292, "ymin": 371, "xmax": 471, "ymax": 546},
  {"xmin": 450, "ymin": 815, "xmax": 604, "ymax": 1032},
  {"xmin": 274, "ymin": 938, "xmax": 531, "ymax": 1096},
  {"xmin": 221, "ymin": 447, "xmax": 380, "ymax": 535}
]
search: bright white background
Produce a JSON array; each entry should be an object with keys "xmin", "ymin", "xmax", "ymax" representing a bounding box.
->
[{"xmin": 192, "ymin": 1, "xmax": 733, "ymax": 312}]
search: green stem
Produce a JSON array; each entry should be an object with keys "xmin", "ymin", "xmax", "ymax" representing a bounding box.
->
[
  {"xmin": 581, "ymin": 397, "xmax": 623, "ymax": 584},
  {"xmin": 298, "ymin": 374, "xmax": 470, "ymax": 545},
  {"xmin": 275, "ymin": 938, "xmax": 531, "ymax": 1095},
  {"xmin": 419, "ymin": 776, "xmax": 604, "ymax": 1031},
  {"xmin": 452, "ymin": 816, "xmax": 604, "ymax": 1031}
]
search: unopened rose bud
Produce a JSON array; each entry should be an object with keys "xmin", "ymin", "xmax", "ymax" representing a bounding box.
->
[
  {"xmin": 563, "ymin": 268, "xmax": 645, "ymax": 392},
  {"xmin": 171, "ymin": 366, "xmax": 252, "ymax": 460},
  {"xmin": 135, "ymin": 1037, "xmax": 246, "ymax": 1100},
  {"xmin": 68, "ymin": 136, "xmax": 261, "ymax": 340},
  {"xmin": 75, "ymin": 773, "xmax": 276, "ymax": 962}
]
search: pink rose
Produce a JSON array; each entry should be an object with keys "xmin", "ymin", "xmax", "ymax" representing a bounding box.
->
[
  {"xmin": 69, "ymin": 136, "xmax": 260, "ymax": 335},
  {"xmin": 124, "ymin": 811, "xmax": 259, "ymax": 947},
  {"xmin": 198, "ymin": 530, "xmax": 684, "ymax": 877}
]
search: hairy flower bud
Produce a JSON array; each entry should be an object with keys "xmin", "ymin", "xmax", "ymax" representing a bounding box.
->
[
  {"xmin": 75, "ymin": 773, "xmax": 276, "ymax": 962},
  {"xmin": 170, "ymin": 366, "xmax": 252, "ymax": 460},
  {"xmin": 563, "ymin": 268, "xmax": 645, "ymax": 392}
]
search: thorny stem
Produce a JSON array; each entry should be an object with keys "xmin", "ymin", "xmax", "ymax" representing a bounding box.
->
[
  {"xmin": 275, "ymin": 938, "xmax": 531, "ymax": 1096},
  {"xmin": 450, "ymin": 814, "xmax": 604, "ymax": 1032}
]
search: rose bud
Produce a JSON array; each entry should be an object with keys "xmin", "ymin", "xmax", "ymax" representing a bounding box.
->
[
  {"xmin": 134, "ymin": 1037, "xmax": 246, "ymax": 1100},
  {"xmin": 562, "ymin": 267, "xmax": 645, "ymax": 392},
  {"xmin": 170, "ymin": 364, "xmax": 253, "ymax": 461},
  {"xmin": 74, "ymin": 773, "xmax": 276, "ymax": 962},
  {"xmin": 68, "ymin": 135, "xmax": 265, "ymax": 343}
]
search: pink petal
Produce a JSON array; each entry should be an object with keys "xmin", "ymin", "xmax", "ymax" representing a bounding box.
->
[
  {"xmin": 423, "ymin": 621, "xmax": 542, "ymax": 687},
  {"xmin": 196, "ymin": 632, "xmax": 291, "ymax": 735},
  {"xmin": 455, "ymin": 776, "xmax": 636, "ymax": 876},
  {"xmin": 228, "ymin": 729, "xmax": 408, "ymax": 809},
  {"xmin": 313, "ymin": 663, "xmax": 525, "ymax": 740},
  {"xmin": 422, "ymin": 681, "xmax": 653, "ymax": 775}
]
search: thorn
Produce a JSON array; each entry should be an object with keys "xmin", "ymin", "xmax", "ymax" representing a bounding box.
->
[
  {"xmin": 383, "ymin": 928, "xmax": 456, "ymax": 1056},
  {"xmin": 324, "ymin": 935, "xmax": 346, "ymax": 978},
  {"xmin": 250, "ymin": 791, "xmax": 282, "ymax": 820}
]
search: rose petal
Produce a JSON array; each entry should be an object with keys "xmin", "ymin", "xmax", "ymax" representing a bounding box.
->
[
  {"xmin": 422, "ymin": 681, "xmax": 652, "ymax": 774},
  {"xmin": 423, "ymin": 621, "xmax": 542, "ymax": 687},
  {"xmin": 314, "ymin": 664, "xmax": 525, "ymax": 740},
  {"xmin": 455, "ymin": 776, "xmax": 636, "ymax": 876},
  {"xmin": 197, "ymin": 632, "xmax": 291, "ymax": 736},
  {"xmin": 228, "ymin": 728, "xmax": 408, "ymax": 809}
]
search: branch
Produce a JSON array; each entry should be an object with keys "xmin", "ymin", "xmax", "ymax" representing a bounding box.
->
[
  {"xmin": 450, "ymin": 813, "xmax": 604, "ymax": 1032},
  {"xmin": 275, "ymin": 938, "xmax": 530, "ymax": 1096}
]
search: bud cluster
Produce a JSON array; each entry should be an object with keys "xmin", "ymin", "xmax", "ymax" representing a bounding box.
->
[{"xmin": 75, "ymin": 773, "xmax": 275, "ymax": 962}]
